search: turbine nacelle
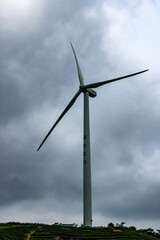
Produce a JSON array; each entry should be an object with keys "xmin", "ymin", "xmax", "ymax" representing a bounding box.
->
[
  {"xmin": 87, "ymin": 88, "xmax": 97, "ymax": 98},
  {"xmin": 80, "ymin": 86, "xmax": 97, "ymax": 98}
]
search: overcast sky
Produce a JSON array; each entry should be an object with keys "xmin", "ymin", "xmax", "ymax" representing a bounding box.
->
[{"xmin": 0, "ymin": 0, "xmax": 160, "ymax": 230}]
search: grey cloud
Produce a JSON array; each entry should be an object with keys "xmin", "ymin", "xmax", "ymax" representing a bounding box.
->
[{"xmin": 97, "ymin": 181, "xmax": 160, "ymax": 220}]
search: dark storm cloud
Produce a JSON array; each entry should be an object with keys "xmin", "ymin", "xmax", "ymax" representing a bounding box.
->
[
  {"xmin": 0, "ymin": 0, "xmax": 160, "ymax": 229},
  {"xmin": 0, "ymin": 131, "xmax": 82, "ymax": 206},
  {"xmin": 96, "ymin": 178, "xmax": 160, "ymax": 220}
]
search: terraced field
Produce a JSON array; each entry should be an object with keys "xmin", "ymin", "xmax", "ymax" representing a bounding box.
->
[
  {"xmin": 30, "ymin": 225, "xmax": 159, "ymax": 240},
  {"xmin": 0, "ymin": 223, "xmax": 159, "ymax": 240}
]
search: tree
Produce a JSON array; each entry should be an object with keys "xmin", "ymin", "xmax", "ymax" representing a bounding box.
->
[
  {"xmin": 108, "ymin": 222, "xmax": 114, "ymax": 228},
  {"xmin": 120, "ymin": 222, "xmax": 126, "ymax": 227}
]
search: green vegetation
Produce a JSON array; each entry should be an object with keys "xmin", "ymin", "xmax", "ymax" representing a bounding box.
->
[
  {"xmin": 0, "ymin": 222, "xmax": 160, "ymax": 240},
  {"xmin": 0, "ymin": 222, "xmax": 37, "ymax": 240}
]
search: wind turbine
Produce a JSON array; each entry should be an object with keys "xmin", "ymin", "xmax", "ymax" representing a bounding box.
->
[{"xmin": 37, "ymin": 42, "xmax": 148, "ymax": 226}]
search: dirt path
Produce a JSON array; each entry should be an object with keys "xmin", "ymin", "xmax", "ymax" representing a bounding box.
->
[{"xmin": 26, "ymin": 230, "xmax": 35, "ymax": 240}]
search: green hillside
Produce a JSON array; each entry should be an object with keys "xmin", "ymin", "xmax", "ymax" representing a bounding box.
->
[{"xmin": 0, "ymin": 222, "xmax": 160, "ymax": 240}]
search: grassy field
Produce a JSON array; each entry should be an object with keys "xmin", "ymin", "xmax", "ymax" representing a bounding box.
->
[{"xmin": 0, "ymin": 222, "xmax": 160, "ymax": 240}]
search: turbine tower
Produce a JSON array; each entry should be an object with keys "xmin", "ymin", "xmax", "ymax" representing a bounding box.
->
[{"xmin": 37, "ymin": 42, "xmax": 148, "ymax": 226}]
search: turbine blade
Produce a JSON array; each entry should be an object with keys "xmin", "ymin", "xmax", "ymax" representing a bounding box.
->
[
  {"xmin": 70, "ymin": 42, "xmax": 84, "ymax": 86},
  {"xmin": 84, "ymin": 69, "xmax": 149, "ymax": 89},
  {"xmin": 37, "ymin": 89, "xmax": 81, "ymax": 151}
]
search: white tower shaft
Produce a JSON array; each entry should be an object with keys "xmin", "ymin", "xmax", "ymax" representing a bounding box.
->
[{"xmin": 83, "ymin": 91, "xmax": 92, "ymax": 226}]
